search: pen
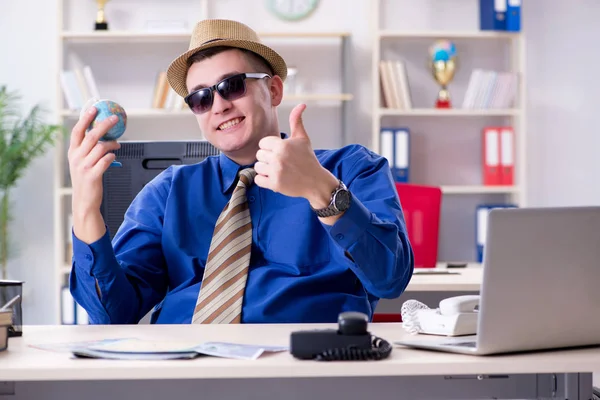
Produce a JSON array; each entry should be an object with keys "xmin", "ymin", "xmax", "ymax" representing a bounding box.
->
[{"xmin": 0, "ymin": 295, "xmax": 21, "ymax": 312}]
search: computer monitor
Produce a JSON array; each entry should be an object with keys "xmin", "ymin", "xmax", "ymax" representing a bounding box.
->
[{"xmin": 100, "ymin": 140, "xmax": 219, "ymax": 239}]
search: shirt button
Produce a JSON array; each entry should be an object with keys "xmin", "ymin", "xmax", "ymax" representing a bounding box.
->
[
  {"xmin": 85, "ymin": 254, "xmax": 92, "ymax": 261},
  {"xmin": 336, "ymin": 234, "xmax": 344, "ymax": 240},
  {"xmin": 248, "ymin": 196, "xmax": 255, "ymax": 203}
]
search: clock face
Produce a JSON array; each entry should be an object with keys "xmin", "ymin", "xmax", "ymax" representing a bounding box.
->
[{"xmin": 267, "ymin": 0, "xmax": 320, "ymax": 21}]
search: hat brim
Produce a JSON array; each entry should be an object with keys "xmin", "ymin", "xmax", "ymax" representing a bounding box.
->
[{"xmin": 166, "ymin": 39, "xmax": 288, "ymax": 98}]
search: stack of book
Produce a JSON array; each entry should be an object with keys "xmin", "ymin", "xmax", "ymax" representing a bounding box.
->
[
  {"xmin": 59, "ymin": 66, "xmax": 101, "ymax": 110},
  {"xmin": 379, "ymin": 60, "xmax": 412, "ymax": 110},
  {"xmin": 152, "ymin": 71, "xmax": 186, "ymax": 110},
  {"xmin": 462, "ymin": 69, "xmax": 519, "ymax": 109}
]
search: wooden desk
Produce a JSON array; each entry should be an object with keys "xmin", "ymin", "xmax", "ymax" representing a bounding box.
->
[
  {"xmin": 0, "ymin": 324, "xmax": 597, "ymax": 399},
  {"xmin": 406, "ymin": 264, "xmax": 483, "ymax": 292}
]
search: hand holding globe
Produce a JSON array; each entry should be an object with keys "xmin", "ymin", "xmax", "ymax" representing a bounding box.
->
[
  {"xmin": 80, "ymin": 98, "xmax": 127, "ymax": 166},
  {"xmin": 68, "ymin": 98, "xmax": 125, "ymax": 244}
]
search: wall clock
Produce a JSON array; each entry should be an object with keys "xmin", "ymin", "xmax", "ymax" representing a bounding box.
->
[{"xmin": 266, "ymin": 0, "xmax": 320, "ymax": 21}]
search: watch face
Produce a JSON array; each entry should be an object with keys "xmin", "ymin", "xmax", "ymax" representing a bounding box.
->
[{"xmin": 334, "ymin": 189, "xmax": 351, "ymax": 211}]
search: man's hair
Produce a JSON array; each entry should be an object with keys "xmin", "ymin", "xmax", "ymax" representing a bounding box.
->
[{"xmin": 187, "ymin": 46, "xmax": 274, "ymax": 76}]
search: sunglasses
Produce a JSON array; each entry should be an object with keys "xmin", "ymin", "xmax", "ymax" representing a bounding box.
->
[{"xmin": 184, "ymin": 72, "xmax": 271, "ymax": 115}]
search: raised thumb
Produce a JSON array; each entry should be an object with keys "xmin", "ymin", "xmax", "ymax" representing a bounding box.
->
[{"xmin": 289, "ymin": 103, "xmax": 309, "ymax": 139}]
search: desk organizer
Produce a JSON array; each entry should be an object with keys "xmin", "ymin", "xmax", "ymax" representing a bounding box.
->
[
  {"xmin": 0, "ymin": 310, "xmax": 11, "ymax": 351},
  {"xmin": 0, "ymin": 280, "xmax": 23, "ymax": 337}
]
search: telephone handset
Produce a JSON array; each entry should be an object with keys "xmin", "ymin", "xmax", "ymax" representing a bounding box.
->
[
  {"xmin": 290, "ymin": 312, "xmax": 392, "ymax": 361},
  {"xmin": 402, "ymin": 295, "xmax": 480, "ymax": 337},
  {"xmin": 439, "ymin": 295, "xmax": 480, "ymax": 315}
]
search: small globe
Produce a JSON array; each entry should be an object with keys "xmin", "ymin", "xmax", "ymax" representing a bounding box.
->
[{"xmin": 87, "ymin": 99, "xmax": 127, "ymax": 141}]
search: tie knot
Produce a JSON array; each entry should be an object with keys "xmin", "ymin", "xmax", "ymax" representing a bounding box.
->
[{"xmin": 237, "ymin": 168, "xmax": 256, "ymax": 188}]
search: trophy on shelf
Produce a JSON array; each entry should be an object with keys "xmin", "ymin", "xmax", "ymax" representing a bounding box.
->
[
  {"xmin": 94, "ymin": 0, "xmax": 110, "ymax": 31},
  {"xmin": 428, "ymin": 40, "xmax": 457, "ymax": 108}
]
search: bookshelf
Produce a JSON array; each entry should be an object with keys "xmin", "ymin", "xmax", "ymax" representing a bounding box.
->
[
  {"xmin": 53, "ymin": 1, "xmax": 353, "ymax": 324},
  {"xmin": 371, "ymin": 0, "xmax": 526, "ymax": 267}
]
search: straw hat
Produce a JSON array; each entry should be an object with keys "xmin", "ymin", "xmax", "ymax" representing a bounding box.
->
[{"xmin": 167, "ymin": 19, "xmax": 288, "ymax": 98}]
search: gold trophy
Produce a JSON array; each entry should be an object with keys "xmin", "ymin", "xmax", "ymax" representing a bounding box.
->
[
  {"xmin": 428, "ymin": 40, "xmax": 457, "ymax": 108},
  {"xmin": 94, "ymin": 0, "xmax": 110, "ymax": 30}
]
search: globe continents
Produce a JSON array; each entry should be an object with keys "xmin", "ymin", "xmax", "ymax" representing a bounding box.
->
[{"xmin": 87, "ymin": 99, "xmax": 127, "ymax": 141}]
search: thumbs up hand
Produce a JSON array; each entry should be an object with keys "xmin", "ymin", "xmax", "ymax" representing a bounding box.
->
[
  {"xmin": 288, "ymin": 103, "xmax": 311, "ymax": 141},
  {"xmin": 254, "ymin": 104, "xmax": 339, "ymax": 209}
]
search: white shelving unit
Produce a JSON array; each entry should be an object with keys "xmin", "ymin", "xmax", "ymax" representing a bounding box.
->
[
  {"xmin": 53, "ymin": 1, "xmax": 353, "ymax": 324},
  {"xmin": 371, "ymin": 0, "xmax": 527, "ymax": 266}
]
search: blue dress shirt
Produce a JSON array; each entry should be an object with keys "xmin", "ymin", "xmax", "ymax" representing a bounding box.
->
[{"xmin": 69, "ymin": 142, "xmax": 414, "ymax": 324}]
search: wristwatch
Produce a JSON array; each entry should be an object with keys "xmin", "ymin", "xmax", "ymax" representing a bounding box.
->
[{"xmin": 311, "ymin": 180, "xmax": 352, "ymax": 218}]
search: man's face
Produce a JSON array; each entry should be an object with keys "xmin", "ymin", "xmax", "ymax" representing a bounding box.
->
[{"xmin": 185, "ymin": 49, "xmax": 281, "ymax": 162}]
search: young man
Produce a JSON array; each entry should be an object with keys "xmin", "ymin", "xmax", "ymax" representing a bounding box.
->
[{"xmin": 68, "ymin": 19, "xmax": 414, "ymax": 324}]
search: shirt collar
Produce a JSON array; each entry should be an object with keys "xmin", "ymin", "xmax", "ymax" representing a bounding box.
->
[{"xmin": 219, "ymin": 132, "xmax": 288, "ymax": 194}]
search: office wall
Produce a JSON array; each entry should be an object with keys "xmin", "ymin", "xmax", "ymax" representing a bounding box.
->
[
  {"xmin": 0, "ymin": 0, "xmax": 59, "ymax": 324},
  {"xmin": 0, "ymin": 0, "xmax": 599, "ymax": 324}
]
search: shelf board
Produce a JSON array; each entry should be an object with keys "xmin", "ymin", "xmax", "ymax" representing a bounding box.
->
[
  {"xmin": 61, "ymin": 31, "xmax": 350, "ymax": 43},
  {"xmin": 59, "ymin": 95, "xmax": 352, "ymax": 118},
  {"xmin": 260, "ymin": 31, "xmax": 350, "ymax": 38},
  {"xmin": 284, "ymin": 93, "xmax": 353, "ymax": 101},
  {"xmin": 378, "ymin": 30, "xmax": 520, "ymax": 39},
  {"xmin": 441, "ymin": 185, "xmax": 519, "ymax": 194},
  {"xmin": 60, "ymin": 108, "xmax": 191, "ymax": 118},
  {"xmin": 379, "ymin": 108, "xmax": 520, "ymax": 117}
]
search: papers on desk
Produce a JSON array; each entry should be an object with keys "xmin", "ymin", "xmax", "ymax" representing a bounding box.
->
[
  {"xmin": 413, "ymin": 268, "xmax": 460, "ymax": 275},
  {"xmin": 32, "ymin": 338, "xmax": 288, "ymax": 361}
]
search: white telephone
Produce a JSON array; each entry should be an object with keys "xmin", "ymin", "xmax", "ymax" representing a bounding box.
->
[{"xmin": 401, "ymin": 295, "xmax": 480, "ymax": 337}]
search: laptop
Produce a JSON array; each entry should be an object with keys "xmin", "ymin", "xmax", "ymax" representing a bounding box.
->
[{"xmin": 396, "ymin": 206, "xmax": 600, "ymax": 355}]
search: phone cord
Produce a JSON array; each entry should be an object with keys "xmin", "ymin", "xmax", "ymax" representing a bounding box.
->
[{"xmin": 315, "ymin": 335, "xmax": 392, "ymax": 361}]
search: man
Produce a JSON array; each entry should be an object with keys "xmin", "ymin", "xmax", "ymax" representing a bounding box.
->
[{"xmin": 69, "ymin": 19, "xmax": 414, "ymax": 325}]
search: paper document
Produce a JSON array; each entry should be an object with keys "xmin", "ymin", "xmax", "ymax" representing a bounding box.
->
[
  {"xmin": 194, "ymin": 341, "xmax": 288, "ymax": 360},
  {"xmin": 32, "ymin": 337, "xmax": 288, "ymax": 361}
]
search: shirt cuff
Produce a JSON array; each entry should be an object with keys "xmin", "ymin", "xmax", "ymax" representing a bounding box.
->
[
  {"xmin": 325, "ymin": 195, "xmax": 371, "ymax": 250},
  {"xmin": 72, "ymin": 226, "xmax": 116, "ymax": 278}
]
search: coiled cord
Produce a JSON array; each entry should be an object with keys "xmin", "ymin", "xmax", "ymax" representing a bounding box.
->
[{"xmin": 315, "ymin": 335, "xmax": 392, "ymax": 361}]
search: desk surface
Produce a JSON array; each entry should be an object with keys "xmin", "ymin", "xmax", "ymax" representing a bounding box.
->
[
  {"xmin": 2, "ymin": 324, "xmax": 600, "ymax": 382},
  {"xmin": 407, "ymin": 264, "xmax": 482, "ymax": 291}
]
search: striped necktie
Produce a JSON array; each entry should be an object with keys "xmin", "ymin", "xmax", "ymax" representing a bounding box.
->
[{"xmin": 192, "ymin": 168, "xmax": 256, "ymax": 324}]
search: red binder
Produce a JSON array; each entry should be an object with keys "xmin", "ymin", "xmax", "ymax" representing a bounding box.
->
[
  {"xmin": 482, "ymin": 127, "xmax": 501, "ymax": 185},
  {"xmin": 395, "ymin": 183, "xmax": 442, "ymax": 268},
  {"xmin": 500, "ymin": 127, "xmax": 515, "ymax": 185}
]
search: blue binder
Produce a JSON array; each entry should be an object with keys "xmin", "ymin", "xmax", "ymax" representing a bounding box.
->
[
  {"xmin": 506, "ymin": 0, "xmax": 521, "ymax": 32},
  {"xmin": 379, "ymin": 127, "xmax": 410, "ymax": 183},
  {"xmin": 393, "ymin": 128, "xmax": 410, "ymax": 183},
  {"xmin": 475, "ymin": 203, "xmax": 517, "ymax": 262},
  {"xmin": 479, "ymin": 0, "xmax": 507, "ymax": 31}
]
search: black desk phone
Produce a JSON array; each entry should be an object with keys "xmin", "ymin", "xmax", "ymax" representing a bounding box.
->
[{"xmin": 290, "ymin": 311, "xmax": 392, "ymax": 361}]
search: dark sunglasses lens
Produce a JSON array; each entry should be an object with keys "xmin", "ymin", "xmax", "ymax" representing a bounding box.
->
[
  {"xmin": 217, "ymin": 75, "xmax": 246, "ymax": 101},
  {"xmin": 187, "ymin": 89, "xmax": 213, "ymax": 114}
]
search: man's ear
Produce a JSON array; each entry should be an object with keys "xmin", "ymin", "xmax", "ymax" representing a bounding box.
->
[{"xmin": 269, "ymin": 75, "xmax": 284, "ymax": 106}]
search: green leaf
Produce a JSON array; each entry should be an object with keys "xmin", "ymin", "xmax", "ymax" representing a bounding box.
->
[{"xmin": 0, "ymin": 85, "xmax": 66, "ymax": 277}]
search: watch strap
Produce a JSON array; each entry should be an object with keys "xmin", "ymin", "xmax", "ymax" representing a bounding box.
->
[{"xmin": 311, "ymin": 180, "xmax": 349, "ymax": 218}]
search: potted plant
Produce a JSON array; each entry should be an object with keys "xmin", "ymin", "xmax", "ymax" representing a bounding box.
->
[{"xmin": 0, "ymin": 85, "xmax": 64, "ymax": 280}]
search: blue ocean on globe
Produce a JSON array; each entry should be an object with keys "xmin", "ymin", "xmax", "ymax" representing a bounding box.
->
[{"xmin": 87, "ymin": 99, "xmax": 127, "ymax": 141}]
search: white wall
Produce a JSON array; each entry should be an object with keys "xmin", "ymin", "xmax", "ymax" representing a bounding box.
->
[
  {"xmin": 525, "ymin": 0, "xmax": 600, "ymax": 207},
  {"xmin": 0, "ymin": 0, "xmax": 599, "ymax": 324},
  {"xmin": 0, "ymin": 0, "xmax": 60, "ymax": 324}
]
